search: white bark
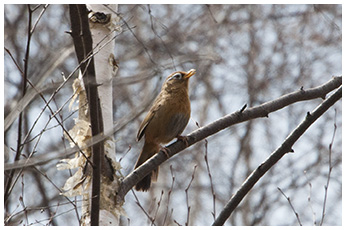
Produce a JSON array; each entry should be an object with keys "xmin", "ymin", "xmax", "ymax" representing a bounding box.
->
[
  {"xmin": 87, "ymin": 4, "xmax": 119, "ymax": 135},
  {"xmin": 57, "ymin": 4, "xmax": 124, "ymax": 226},
  {"xmin": 86, "ymin": 4, "xmax": 124, "ymax": 226}
]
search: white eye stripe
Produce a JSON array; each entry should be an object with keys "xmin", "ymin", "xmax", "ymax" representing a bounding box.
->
[
  {"xmin": 173, "ymin": 73, "xmax": 182, "ymax": 78},
  {"xmin": 168, "ymin": 73, "xmax": 183, "ymax": 81}
]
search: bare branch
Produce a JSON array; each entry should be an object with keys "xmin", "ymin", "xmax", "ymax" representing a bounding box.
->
[
  {"xmin": 320, "ymin": 109, "xmax": 337, "ymax": 225},
  {"xmin": 4, "ymin": 91, "xmax": 152, "ymax": 171},
  {"xmin": 30, "ymin": 4, "xmax": 49, "ymax": 34},
  {"xmin": 304, "ymin": 171, "xmax": 316, "ymax": 225},
  {"xmin": 212, "ymin": 86, "xmax": 341, "ymax": 226},
  {"xmin": 152, "ymin": 190, "xmax": 164, "ymax": 226},
  {"xmin": 131, "ymin": 189, "xmax": 155, "ymax": 225},
  {"xmin": 277, "ymin": 187, "xmax": 302, "ymax": 226},
  {"xmin": 185, "ymin": 165, "xmax": 198, "ymax": 226},
  {"xmin": 4, "ymin": 4, "xmax": 33, "ymax": 204},
  {"xmin": 204, "ymin": 139, "xmax": 216, "ymax": 221},
  {"xmin": 162, "ymin": 165, "xmax": 175, "ymax": 225}
]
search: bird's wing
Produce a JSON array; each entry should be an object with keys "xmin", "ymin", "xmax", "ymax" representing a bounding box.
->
[{"xmin": 136, "ymin": 101, "xmax": 161, "ymax": 141}]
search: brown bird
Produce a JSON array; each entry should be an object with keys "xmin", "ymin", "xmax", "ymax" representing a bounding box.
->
[{"xmin": 134, "ymin": 69, "xmax": 196, "ymax": 191}]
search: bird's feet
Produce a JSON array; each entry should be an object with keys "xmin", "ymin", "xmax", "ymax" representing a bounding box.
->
[
  {"xmin": 177, "ymin": 135, "xmax": 189, "ymax": 147},
  {"xmin": 160, "ymin": 146, "xmax": 171, "ymax": 159}
]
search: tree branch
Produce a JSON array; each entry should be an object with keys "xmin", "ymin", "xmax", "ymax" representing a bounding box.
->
[
  {"xmin": 116, "ymin": 76, "xmax": 342, "ymax": 202},
  {"xmin": 212, "ymin": 85, "xmax": 342, "ymax": 226},
  {"xmin": 4, "ymin": 4, "xmax": 33, "ymax": 205}
]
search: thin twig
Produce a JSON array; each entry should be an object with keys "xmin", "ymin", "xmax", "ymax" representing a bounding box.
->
[
  {"xmin": 304, "ymin": 171, "xmax": 316, "ymax": 225},
  {"xmin": 320, "ymin": 109, "xmax": 337, "ymax": 225},
  {"xmin": 174, "ymin": 219, "xmax": 182, "ymax": 226},
  {"xmin": 104, "ymin": 4, "xmax": 159, "ymax": 68},
  {"xmin": 4, "ymin": 4, "xmax": 33, "ymax": 204},
  {"xmin": 30, "ymin": 4, "xmax": 49, "ymax": 34},
  {"xmin": 185, "ymin": 165, "xmax": 198, "ymax": 226},
  {"xmin": 119, "ymin": 145, "xmax": 132, "ymax": 163},
  {"xmin": 20, "ymin": 174, "xmax": 29, "ymax": 225},
  {"xmin": 147, "ymin": 4, "xmax": 176, "ymax": 70},
  {"xmin": 277, "ymin": 187, "xmax": 302, "ymax": 226},
  {"xmin": 4, "ymin": 47, "xmax": 24, "ymax": 74},
  {"xmin": 5, "ymin": 106, "xmax": 81, "ymax": 203},
  {"xmin": 163, "ymin": 165, "xmax": 175, "ymax": 225},
  {"xmin": 131, "ymin": 189, "xmax": 155, "ymax": 225},
  {"xmin": 4, "ymin": 193, "xmax": 83, "ymax": 225},
  {"xmin": 5, "ymin": 56, "xmax": 84, "ymax": 224},
  {"xmin": 204, "ymin": 139, "xmax": 216, "ymax": 221},
  {"xmin": 18, "ymin": 74, "xmax": 92, "ymax": 166},
  {"xmin": 5, "ymin": 87, "xmax": 157, "ymax": 171},
  {"xmin": 205, "ymin": 4, "xmax": 218, "ymax": 23},
  {"xmin": 5, "ymin": 196, "xmax": 87, "ymax": 225},
  {"xmin": 4, "ymin": 45, "xmax": 75, "ymax": 132},
  {"xmin": 27, "ymin": 206, "xmax": 82, "ymax": 226},
  {"xmin": 151, "ymin": 190, "xmax": 164, "ymax": 226}
]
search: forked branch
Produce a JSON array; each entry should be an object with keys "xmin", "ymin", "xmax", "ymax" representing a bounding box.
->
[{"xmin": 212, "ymin": 85, "xmax": 341, "ymax": 225}]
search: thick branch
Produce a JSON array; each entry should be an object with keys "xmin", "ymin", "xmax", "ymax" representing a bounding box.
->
[
  {"xmin": 212, "ymin": 85, "xmax": 342, "ymax": 226},
  {"xmin": 116, "ymin": 76, "xmax": 341, "ymax": 202}
]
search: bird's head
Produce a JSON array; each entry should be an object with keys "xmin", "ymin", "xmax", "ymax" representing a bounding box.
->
[{"xmin": 163, "ymin": 69, "xmax": 196, "ymax": 92}]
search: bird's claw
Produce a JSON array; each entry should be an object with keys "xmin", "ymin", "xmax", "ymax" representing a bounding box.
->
[
  {"xmin": 160, "ymin": 146, "xmax": 171, "ymax": 159},
  {"xmin": 177, "ymin": 135, "xmax": 189, "ymax": 147}
]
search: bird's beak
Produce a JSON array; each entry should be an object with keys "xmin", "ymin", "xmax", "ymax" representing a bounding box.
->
[{"xmin": 184, "ymin": 69, "xmax": 196, "ymax": 79}]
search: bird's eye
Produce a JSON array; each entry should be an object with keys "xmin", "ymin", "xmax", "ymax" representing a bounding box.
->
[{"xmin": 172, "ymin": 73, "xmax": 182, "ymax": 79}]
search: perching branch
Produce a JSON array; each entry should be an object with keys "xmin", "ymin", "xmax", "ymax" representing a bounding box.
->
[
  {"xmin": 212, "ymin": 85, "xmax": 342, "ymax": 226},
  {"xmin": 116, "ymin": 76, "xmax": 342, "ymax": 203}
]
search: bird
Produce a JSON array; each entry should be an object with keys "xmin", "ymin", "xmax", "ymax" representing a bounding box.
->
[{"xmin": 134, "ymin": 69, "xmax": 196, "ymax": 191}]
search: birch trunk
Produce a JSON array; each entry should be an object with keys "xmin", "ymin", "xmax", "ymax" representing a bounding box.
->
[
  {"xmin": 57, "ymin": 4, "xmax": 124, "ymax": 226},
  {"xmin": 86, "ymin": 4, "xmax": 124, "ymax": 226}
]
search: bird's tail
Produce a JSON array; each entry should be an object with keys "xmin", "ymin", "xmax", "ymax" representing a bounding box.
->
[{"xmin": 134, "ymin": 141, "xmax": 160, "ymax": 191}]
